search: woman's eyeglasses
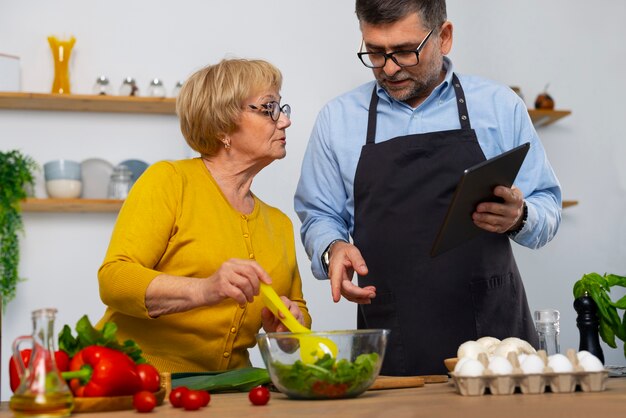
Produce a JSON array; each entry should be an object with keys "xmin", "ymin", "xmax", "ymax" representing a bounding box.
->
[{"xmin": 248, "ymin": 101, "xmax": 291, "ymax": 121}]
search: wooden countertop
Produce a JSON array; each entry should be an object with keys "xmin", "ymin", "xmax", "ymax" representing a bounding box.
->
[{"xmin": 3, "ymin": 378, "xmax": 626, "ymax": 417}]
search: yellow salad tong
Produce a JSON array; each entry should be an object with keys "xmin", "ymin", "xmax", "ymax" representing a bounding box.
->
[{"xmin": 259, "ymin": 283, "xmax": 338, "ymax": 363}]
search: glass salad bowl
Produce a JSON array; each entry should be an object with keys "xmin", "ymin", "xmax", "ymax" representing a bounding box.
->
[{"xmin": 256, "ymin": 329, "xmax": 389, "ymax": 400}]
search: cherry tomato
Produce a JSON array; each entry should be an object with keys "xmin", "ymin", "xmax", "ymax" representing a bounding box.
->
[
  {"xmin": 182, "ymin": 390, "xmax": 204, "ymax": 411},
  {"xmin": 136, "ymin": 363, "xmax": 161, "ymax": 392},
  {"xmin": 133, "ymin": 390, "xmax": 157, "ymax": 413},
  {"xmin": 169, "ymin": 386, "xmax": 189, "ymax": 408},
  {"xmin": 248, "ymin": 386, "xmax": 270, "ymax": 406},
  {"xmin": 197, "ymin": 390, "xmax": 211, "ymax": 407}
]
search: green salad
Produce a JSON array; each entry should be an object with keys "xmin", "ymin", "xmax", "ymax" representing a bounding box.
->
[{"xmin": 272, "ymin": 353, "xmax": 379, "ymax": 398}]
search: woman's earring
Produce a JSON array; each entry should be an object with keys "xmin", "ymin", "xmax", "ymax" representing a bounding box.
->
[{"xmin": 223, "ymin": 139, "xmax": 231, "ymax": 150}]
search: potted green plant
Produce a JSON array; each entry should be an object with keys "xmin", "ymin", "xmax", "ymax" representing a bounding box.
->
[
  {"xmin": 573, "ymin": 273, "xmax": 626, "ymax": 359},
  {"xmin": 0, "ymin": 150, "xmax": 37, "ymax": 309}
]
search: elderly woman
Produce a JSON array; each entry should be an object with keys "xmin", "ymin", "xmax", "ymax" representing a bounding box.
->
[{"xmin": 97, "ymin": 58, "xmax": 311, "ymax": 373}]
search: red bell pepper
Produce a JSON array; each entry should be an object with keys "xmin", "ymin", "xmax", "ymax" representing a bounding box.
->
[
  {"xmin": 9, "ymin": 348, "xmax": 70, "ymax": 393},
  {"xmin": 62, "ymin": 345, "xmax": 142, "ymax": 397}
]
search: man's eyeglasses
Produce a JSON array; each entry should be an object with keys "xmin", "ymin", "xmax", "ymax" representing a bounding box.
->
[
  {"xmin": 248, "ymin": 101, "xmax": 291, "ymax": 121},
  {"xmin": 357, "ymin": 28, "xmax": 434, "ymax": 69}
]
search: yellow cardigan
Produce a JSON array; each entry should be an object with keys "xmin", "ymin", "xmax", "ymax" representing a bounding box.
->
[{"xmin": 97, "ymin": 158, "xmax": 311, "ymax": 372}]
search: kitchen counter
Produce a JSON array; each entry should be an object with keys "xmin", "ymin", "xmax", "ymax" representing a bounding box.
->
[{"xmin": 3, "ymin": 378, "xmax": 626, "ymax": 417}]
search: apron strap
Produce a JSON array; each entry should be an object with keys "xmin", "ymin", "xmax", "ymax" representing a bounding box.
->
[
  {"xmin": 366, "ymin": 74, "xmax": 471, "ymax": 144},
  {"xmin": 366, "ymin": 86, "xmax": 379, "ymax": 145},
  {"xmin": 451, "ymin": 73, "xmax": 471, "ymax": 129}
]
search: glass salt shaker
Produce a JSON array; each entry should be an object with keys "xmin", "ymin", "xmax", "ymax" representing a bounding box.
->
[
  {"xmin": 147, "ymin": 78, "xmax": 166, "ymax": 98},
  {"xmin": 171, "ymin": 81, "xmax": 183, "ymax": 98},
  {"xmin": 534, "ymin": 308, "xmax": 560, "ymax": 355},
  {"xmin": 119, "ymin": 77, "xmax": 139, "ymax": 96},
  {"xmin": 108, "ymin": 165, "xmax": 133, "ymax": 199},
  {"xmin": 92, "ymin": 76, "xmax": 112, "ymax": 95}
]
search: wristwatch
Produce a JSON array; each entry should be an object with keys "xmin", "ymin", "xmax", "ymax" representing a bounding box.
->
[
  {"xmin": 508, "ymin": 201, "xmax": 528, "ymax": 237},
  {"xmin": 321, "ymin": 239, "xmax": 345, "ymax": 276}
]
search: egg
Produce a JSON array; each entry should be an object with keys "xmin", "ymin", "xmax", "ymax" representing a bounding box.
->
[
  {"xmin": 454, "ymin": 357, "xmax": 471, "ymax": 373},
  {"xmin": 578, "ymin": 353, "xmax": 604, "ymax": 372},
  {"xmin": 493, "ymin": 341, "xmax": 520, "ymax": 358},
  {"xmin": 457, "ymin": 359, "xmax": 485, "ymax": 377},
  {"xmin": 499, "ymin": 337, "xmax": 536, "ymax": 354},
  {"xmin": 517, "ymin": 353, "xmax": 528, "ymax": 365},
  {"xmin": 520, "ymin": 354, "xmax": 545, "ymax": 374},
  {"xmin": 488, "ymin": 356, "xmax": 513, "ymax": 375},
  {"xmin": 548, "ymin": 354, "xmax": 573, "ymax": 373},
  {"xmin": 457, "ymin": 341, "xmax": 487, "ymax": 360},
  {"xmin": 577, "ymin": 350, "xmax": 592, "ymax": 362},
  {"xmin": 476, "ymin": 336, "xmax": 501, "ymax": 354}
]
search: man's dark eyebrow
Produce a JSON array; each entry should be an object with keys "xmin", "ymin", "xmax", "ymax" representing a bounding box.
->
[{"xmin": 364, "ymin": 41, "xmax": 420, "ymax": 51}]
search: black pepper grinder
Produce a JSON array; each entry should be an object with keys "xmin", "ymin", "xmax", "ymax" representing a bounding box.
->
[{"xmin": 573, "ymin": 294, "xmax": 605, "ymax": 364}]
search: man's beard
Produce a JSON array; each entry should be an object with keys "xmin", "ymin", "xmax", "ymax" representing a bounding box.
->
[{"xmin": 377, "ymin": 55, "xmax": 443, "ymax": 104}]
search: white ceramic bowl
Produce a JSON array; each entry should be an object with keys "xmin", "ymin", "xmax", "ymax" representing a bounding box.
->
[{"xmin": 46, "ymin": 179, "xmax": 82, "ymax": 198}]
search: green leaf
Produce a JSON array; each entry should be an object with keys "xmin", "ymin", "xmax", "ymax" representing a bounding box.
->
[
  {"xmin": 57, "ymin": 315, "xmax": 147, "ymax": 363},
  {"xmin": 599, "ymin": 319, "xmax": 617, "ymax": 348},
  {"xmin": 74, "ymin": 315, "xmax": 102, "ymax": 347},
  {"xmin": 58, "ymin": 324, "xmax": 79, "ymax": 357},
  {"xmin": 0, "ymin": 150, "xmax": 38, "ymax": 308},
  {"xmin": 605, "ymin": 274, "xmax": 626, "ymax": 288},
  {"xmin": 172, "ymin": 368, "xmax": 270, "ymax": 392}
]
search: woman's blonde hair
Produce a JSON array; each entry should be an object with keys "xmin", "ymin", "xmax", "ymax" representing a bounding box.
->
[{"xmin": 176, "ymin": 58, "xmax": 283, "ymax": 156}]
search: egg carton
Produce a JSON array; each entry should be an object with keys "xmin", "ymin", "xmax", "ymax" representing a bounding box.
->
[{"xmin": 451, "ymin": 349, "xmax": 609, "ymax": 396}]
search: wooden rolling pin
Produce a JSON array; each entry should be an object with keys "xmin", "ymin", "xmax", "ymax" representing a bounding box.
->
[{"xmin": 368, "ymin": 375, "xmax": 448, "ymax": 390}]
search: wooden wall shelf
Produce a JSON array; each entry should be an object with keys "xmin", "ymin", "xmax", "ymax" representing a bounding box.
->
[
  {"xmin": 528, "ymin": 109, "xmax": 571, "ymax": 128},
  {"xmin": 21, "ymin": 198, "xmax": 124, "ymax": 213},
  {"xmin": 0, "ymin": 92, "xmax": 176, "ymax": 115},
  {"xmin": 20, "ymin": 198, "xmax": 577, "ymax": 213}
]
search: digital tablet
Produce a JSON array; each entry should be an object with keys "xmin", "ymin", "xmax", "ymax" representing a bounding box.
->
[{"xmin": 430, "ymin": 142, "xmax": 530, "ymax": 257}]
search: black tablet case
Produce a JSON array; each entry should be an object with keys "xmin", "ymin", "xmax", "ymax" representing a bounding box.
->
[{"xmin": 430, "ymin": 142, "xmax": 530, "ymax": 257}]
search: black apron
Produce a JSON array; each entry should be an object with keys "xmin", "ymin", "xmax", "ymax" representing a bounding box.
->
[{"xmin": 353, "ymin": 75, "xmax": 538, "ymax": 376}]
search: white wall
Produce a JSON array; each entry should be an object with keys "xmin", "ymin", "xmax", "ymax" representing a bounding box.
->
[{"xmin": 1, "ymin": 0, "xmax": 625, "ymax": 400}]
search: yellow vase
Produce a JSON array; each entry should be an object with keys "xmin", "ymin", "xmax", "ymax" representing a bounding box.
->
[{"xmin": 47, "ymin": 36, "xmax": 76, "ymax": 94}]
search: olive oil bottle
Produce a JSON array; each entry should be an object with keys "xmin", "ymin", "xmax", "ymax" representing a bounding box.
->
[{"xmin": 10, "ymin": 308, "xmax": 74, "ymax": 417}]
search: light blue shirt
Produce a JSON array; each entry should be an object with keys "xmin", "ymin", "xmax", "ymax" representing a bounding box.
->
[{"xmin": 295, "ymin": 57, "xmax": 562, "ymax": 280}]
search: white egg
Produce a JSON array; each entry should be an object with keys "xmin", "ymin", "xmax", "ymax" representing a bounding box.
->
[
  {"xmin": 520, "ymin": 354, "xmax": 545, "ymax": 374},
  {"xmin": 493, "ymin": 341, "xmax": 520, "ymax": 357},
  {"xmin": 500, "ymin": 337, "xmax": 536, "ymax": 354},
  {"xmin": 476, "ymin": 336, "xmax": 501, "ymax": 354},
  {"xmin": 517, "ymin": 353, "xmax": 528, "ymax": 365},
  {"xmin": 457, "ymin": 341, "xmax": 487, "ymax": 360},
  {"xmin": 577, "ymin": 350, "xmax": 592, "ymax": 362},
  {"xmin": 454, "ymin": 357, "xmax": 472, "ymax": 373},
  {"xmin": 579, "ymin": 354, "xmax": 604, "ymax": 372},
  {"xmin": 488, "ymin": 356, "xmax": 513, "ymax": 375},
  {"xmin": 457, "ymin": 359, "xmax": 485, "ymax": 377},
  {"xmin": 548, "ymin": 354, "xmax": 573, "ymax": 373}
]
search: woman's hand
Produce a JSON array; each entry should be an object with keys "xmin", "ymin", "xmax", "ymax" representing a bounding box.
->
[
  {"xmin": 202, "ymin": 259, "xmax": 272, "ymax": 306},
  {"xmin": 260, "ymin": 296, "xmax": 305, "ymax": 333}
]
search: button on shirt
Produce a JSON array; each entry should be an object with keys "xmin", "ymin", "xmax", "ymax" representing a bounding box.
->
[{"xmin": 295, "ymin": 57, "xmax": 562, "ymax": 280}]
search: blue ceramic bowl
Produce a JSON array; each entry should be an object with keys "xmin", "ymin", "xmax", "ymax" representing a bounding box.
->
[
  {"xmin": 119, "ymin": 159, "xmax": 149, "ymax": 184},
  {"xmin": 44, "ymin": 159, "xmax": 82, "ymax": 181}
]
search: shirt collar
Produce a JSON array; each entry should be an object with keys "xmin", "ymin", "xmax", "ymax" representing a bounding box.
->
[{"xmin": 376, "ymin": 56, "xmax": 455, "ymax": 109}]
